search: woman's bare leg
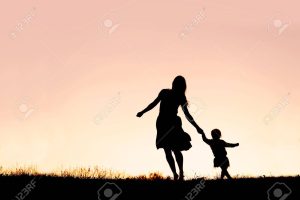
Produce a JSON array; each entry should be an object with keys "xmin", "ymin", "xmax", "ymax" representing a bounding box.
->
[
  {"xmin": 164, "ymin": 148, "xmax": 178, "ymax": 180},
  {"xmin": 221, "ymin": 168, "xmax": 225, "ymax": 179},
  {"xmin": 174, "ymin": 150, "xmax": 184, "ymax": 180}
]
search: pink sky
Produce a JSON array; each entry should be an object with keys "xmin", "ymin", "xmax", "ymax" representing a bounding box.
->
[{"xmin": 0, "ymin": 0, "xmax": 299, "ymax": 177}]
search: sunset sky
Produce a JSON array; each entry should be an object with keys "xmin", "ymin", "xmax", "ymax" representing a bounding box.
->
[{"xmin": 0, "ymin": 0, "xmax": 299, "ymax": 178}]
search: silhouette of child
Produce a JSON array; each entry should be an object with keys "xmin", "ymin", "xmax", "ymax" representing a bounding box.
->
[{"xmin": 200, "ymin": 129, "xmax": 239, "ymax": 179}]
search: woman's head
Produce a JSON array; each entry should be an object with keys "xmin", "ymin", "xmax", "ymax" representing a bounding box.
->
[
  {"xmin": 211, "ymin": 129, "xmax": 221, "ymax": 140},
  {"xmin": 172, "ymin": 76, "xmax": 186, "ymax": 94}
]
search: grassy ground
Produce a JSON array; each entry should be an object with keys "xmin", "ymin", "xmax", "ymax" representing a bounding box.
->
[{"xmin": 0, "ymin": 168, "xmax": 299, "ymax": 200}]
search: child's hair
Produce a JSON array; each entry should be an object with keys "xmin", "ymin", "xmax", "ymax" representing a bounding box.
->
[{"xmin": 211, "ymin": 129, "xmax": 221, "ymax": 139}]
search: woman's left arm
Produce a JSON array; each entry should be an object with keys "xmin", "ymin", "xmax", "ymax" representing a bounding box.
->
[{"xmin": 182, "ymin": 104, "xmax": 203, "ymax": 133}]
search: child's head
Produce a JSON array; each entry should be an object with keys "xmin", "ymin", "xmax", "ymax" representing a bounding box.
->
[{"xmin": 211, "ymin": 129, "xmax": 221, "ymax": 140}]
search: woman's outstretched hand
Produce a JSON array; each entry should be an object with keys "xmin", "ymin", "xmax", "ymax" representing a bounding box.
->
[
  {"xmin": 136, "ymin": 112, "xmax": 144, "ymax": 117},
  {"xmin": 196, "ymin": 126, "xmax": 204, "ymax": 134}
]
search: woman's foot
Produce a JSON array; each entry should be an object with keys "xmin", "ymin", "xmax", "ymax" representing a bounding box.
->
[
  {"xmin": 173, "ymin": 173, "xmax": 179, "ymax": 180},
  {"xmin": 179, "ymin": 172, "xmax": 184, "ymax": 181}
]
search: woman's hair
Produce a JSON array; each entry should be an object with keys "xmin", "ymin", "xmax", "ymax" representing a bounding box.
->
[
  {"xmin": 172, "ymin": 76, "xmax": 187, "ymax": 105},
  {"xmin": 172, "ymin": 76, "xmax": 186, "ymax": 93},
  {"xmin": 172, "ymin": 76, "xmax": 187, "ymax": 104},
  {"xmin": 211, "ymin": 129, "xmax": 222, "ymax": 139}
]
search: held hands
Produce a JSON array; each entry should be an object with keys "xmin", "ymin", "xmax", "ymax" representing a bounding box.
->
[
  {"xmin": 136, "ymin": 112, "xmax": 144, "ymax": 118},
  {"xmin": 196, "ymin": 126, "xmax": 204, "ymax": 134}
]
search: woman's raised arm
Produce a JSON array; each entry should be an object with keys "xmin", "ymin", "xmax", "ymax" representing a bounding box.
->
[{"xmin": 137, "ymin": 92, "xmax": 161, "ymax": 117}]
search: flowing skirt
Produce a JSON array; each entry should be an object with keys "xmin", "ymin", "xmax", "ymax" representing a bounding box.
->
[{"xmin": 156, "ymin": 115, "xmax": 192, "ymax": 151}]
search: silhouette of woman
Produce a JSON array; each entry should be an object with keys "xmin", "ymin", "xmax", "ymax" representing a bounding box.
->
[{"xmin": 137, "ymin": 76, "xmax": 203, "ymax": 180}]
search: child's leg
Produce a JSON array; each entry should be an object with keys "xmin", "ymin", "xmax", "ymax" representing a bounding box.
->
[
  {"xmin": 221, "ymin": 166, "xmax": 232, "ymax": 179},
  {"xmin": 220, "ymin": 168, "xmax": 225, "ymax": 179},
  {"xmin": 164, "ymin": 148, "xmax": 178, "ymax": 179},
  {"xmin": 173, "ymin": 150, "xmax": 184, "ymax": 178}
]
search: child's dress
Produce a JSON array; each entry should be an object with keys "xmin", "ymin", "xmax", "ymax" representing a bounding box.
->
[{"xmin": 207, "ymin": 139, "xmax": 230, "ymax": 168}]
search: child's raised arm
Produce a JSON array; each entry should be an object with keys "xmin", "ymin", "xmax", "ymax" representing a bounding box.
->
[{"xmin": 200, "ymin": 132, "xmax": 210, "ymax": 144}]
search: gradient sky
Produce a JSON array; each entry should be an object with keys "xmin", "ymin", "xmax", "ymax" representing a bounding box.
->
[{"xmin": 0, "ymin": 0, "xmax": 299, "ymax": 178}]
